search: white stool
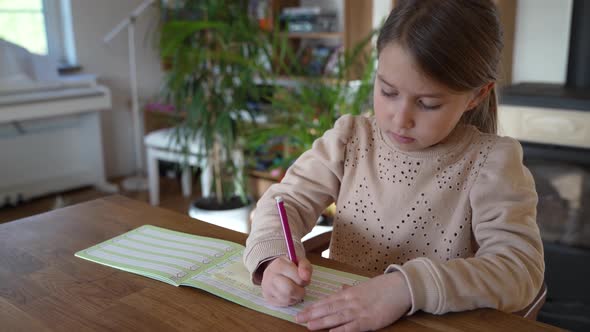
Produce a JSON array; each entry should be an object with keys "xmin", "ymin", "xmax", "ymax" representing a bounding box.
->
[{"xmin": 144, "ymin": 127, "xmax": 212, "ymax": 206}]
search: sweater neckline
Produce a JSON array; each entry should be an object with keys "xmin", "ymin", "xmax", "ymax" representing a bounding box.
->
[{"xmin": 375, "ymin": 120, "xmax": 476, "ymax": 159}]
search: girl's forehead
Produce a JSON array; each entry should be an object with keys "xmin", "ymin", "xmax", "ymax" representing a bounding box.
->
[{"xmin": 377, "ymin": 48, "xmax": 447, "ymax": 94}]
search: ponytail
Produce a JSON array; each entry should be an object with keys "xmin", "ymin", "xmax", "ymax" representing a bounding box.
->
[{"xmin": 461, "ymin": 86, "xmax": 498, "ymax": 134}]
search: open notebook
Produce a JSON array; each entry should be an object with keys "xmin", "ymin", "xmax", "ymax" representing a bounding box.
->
[{"xmin": 75, "ymin": 225, "xmax": 368, "ymax": 322}]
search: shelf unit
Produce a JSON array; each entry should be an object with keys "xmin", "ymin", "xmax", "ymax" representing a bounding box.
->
[
  {"xmin": 283, "ymin": 32, "xmax": 343, "ymax": 39},
  {"xmin": 268, "ymin": 0, "xmax": 374, "ymax": 80}
]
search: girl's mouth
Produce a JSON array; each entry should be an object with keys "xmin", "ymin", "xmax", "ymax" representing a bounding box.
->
[{"xmin": 389, "ymin": 131, "xmax": 415, "ymax": 144}]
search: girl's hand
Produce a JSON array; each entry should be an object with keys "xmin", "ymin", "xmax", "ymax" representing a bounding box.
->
[
  {"xmin": 261, "ymin": 256, "xmax": 313, "ymax": 307},
  {"xmin": 296, "ymin": 272, "xmax": 411, "ymax": 331}
]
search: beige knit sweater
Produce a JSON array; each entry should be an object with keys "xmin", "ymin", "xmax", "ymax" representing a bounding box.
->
[{"xmin": 243, "ymin": 114, "xmax": 544, "ymax": 315}]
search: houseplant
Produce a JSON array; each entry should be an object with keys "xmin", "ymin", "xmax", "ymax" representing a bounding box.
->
[
  {"xmin": 241, "ymin": 30, "xmax": 377, "ymax": 227},
  {"xmin": 243, "ymin": 31, "xmax": 378, "ymax": 170},
  {"xmin": 158, "ymin": 0, "xmax": 274, "ymax": 231}
]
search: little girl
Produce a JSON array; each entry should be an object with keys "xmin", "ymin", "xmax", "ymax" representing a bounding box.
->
[{"xmin": 244, "ymin": 0, "xmax": 544, "ymax": 331}]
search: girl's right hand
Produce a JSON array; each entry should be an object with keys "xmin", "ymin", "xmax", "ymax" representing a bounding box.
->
[{"xmin": 261, "ymin": 256, "xmax": 313, "ymax": 307}]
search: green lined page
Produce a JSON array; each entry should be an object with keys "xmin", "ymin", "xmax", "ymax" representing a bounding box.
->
[
  {"xmin": 75, "ymin": 225, "xmax": 242, "ymax": 285},
  {"xmin": 75, "ymin": 225, "xmax": 368, "ymax": 323}
]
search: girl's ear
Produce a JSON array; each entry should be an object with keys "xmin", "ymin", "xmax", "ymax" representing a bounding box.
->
[{"xmin": 466, "ymin": 82, "xmax": 494, "ymax": 111}]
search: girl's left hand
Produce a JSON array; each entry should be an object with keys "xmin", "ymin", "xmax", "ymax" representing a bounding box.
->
[{"xmin": 295, "ymin": 271, "xmax": 411, "ymax": 332}]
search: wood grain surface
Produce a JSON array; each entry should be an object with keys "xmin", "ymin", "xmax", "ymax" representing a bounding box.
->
[{"xmin": 0, "ymin": 195, "xmax": 563, "ymax": 331}]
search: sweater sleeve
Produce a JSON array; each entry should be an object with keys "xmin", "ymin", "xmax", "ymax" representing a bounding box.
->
[
  {"xmin": 387, "ymin": 137, "xmax": 545, "ymax": 315},
  {"xmin": 243, "ymin": 115, "xmax": 355, "ymax": 281}
]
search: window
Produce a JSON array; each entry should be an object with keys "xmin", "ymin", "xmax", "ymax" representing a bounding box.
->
[
  {"xmin": 0, "ymin": 0, "xmax": 48, "ymax": 54},
  {"xmin": 0, "ymin": 0, "xmax": 76, "ymax": 65}
]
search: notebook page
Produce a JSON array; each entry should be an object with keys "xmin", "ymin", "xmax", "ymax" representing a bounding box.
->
[
  {"xmin": 183, "ymin": 251, "xmax": 369, "ymax": 323},
  {"xmin": 75, "ymin": 225, "xmax": 244, "ymax": 285}
]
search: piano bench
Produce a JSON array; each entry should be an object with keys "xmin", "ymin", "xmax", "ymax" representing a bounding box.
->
[{"xmin": 144, "ymin": 127, "xmax": 211, "ymax": 205}]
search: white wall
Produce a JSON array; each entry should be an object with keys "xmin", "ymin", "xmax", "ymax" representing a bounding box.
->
[
  {"xmin": 373, "ymin": 0, "xmax": 392, "ymax": 30},
  {"xmin": 512, "ymin": 0, "xmax": 573, "ymax": 84},
  {"xmin": 70, "ymin": 0, "xmax": 164, "ymax": 177}
]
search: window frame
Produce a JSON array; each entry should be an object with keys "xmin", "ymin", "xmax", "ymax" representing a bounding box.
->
[
  {"xmin": 0, "ymin": 0, "xmax": 77, "ymax": 66},
  {"xmin": 44, "ymin": 0, "xmax": 77, "ymax": 66}
]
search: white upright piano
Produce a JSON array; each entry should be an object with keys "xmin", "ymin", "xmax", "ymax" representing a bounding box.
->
[
  {"xmin": 0, "ymin": 77, "xmax": 115, "ymax": 206},
  {"xmin": 0, "ymin": 40, "xmax": 115, "ymax": 205}
]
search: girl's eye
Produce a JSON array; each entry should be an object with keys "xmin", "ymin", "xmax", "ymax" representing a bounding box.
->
[
  {"xmin": 419, "ymin": 100, "xmax": 441, "ymax": 110},
  {"xmin": 381, "ymin": 89, "xmax": 398, "ymax": 98}
]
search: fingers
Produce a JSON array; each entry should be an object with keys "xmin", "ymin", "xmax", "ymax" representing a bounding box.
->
[
  {"xmin": 296, "ymin": 273, "xmax": 410, "ymax": 331},
  {"xmin": 297, "ymin": 296, "xmax": 343, "ymax": 322},
  {"xmin": 262, "ymin": 274, "xmax": 305, "ymax": 306},
  {"xmin": 274, "ymin": 256, "xmax": 305, "ymax": 285},
  {"xmin": 261, "ymin": 256, "xmax": 308, "ymax": 307},
  {"xmin": 307, "ymin": 310, "xmax": 356, "ymax": 331},
  {"xmin": 296, "ymin": 299, "xmax": 354, "ymax": 330},
  {"xmin": 298, "ymin": 258, "xmax": 313, "ymax": 286}
]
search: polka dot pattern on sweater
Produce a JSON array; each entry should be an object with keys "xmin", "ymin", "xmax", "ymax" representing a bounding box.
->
[{"xmin": 329, "ymin": 129, "xmax": 493, "ymax": 272}]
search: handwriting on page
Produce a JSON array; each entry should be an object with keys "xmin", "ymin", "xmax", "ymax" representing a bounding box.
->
[{"xmin": 189, "ymin": 253, "xmax": 367, "ymax": 319}]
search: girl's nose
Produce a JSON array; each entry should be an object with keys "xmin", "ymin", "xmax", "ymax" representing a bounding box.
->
[{"xmin": 393, "ymin": 104, "xmax": 415, "ymax": 129}]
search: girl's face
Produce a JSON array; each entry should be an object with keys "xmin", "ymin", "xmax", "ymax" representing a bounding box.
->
[{"xmin": 373, "ymin": 43, "xmax": 488, "ymax": 152}]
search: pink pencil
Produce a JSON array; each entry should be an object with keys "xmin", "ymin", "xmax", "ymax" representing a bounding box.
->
[{"xmin": 275, "ymin": 196, "xmax": 298, "ymax": 265}]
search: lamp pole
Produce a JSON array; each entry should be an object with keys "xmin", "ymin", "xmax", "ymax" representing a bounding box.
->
[{"xmin": 103, "ymin": 0, "xmax": 155, "ymax": 191}]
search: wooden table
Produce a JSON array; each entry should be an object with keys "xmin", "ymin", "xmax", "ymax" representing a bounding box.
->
[{"xmin": 0, "ymin": 195, "xmax": 563, "ymax": 331}]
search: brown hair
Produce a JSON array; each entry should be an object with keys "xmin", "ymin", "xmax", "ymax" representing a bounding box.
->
[{"xmin": 377, "ymin": 0, "xmax": 503, "ymax": 134}]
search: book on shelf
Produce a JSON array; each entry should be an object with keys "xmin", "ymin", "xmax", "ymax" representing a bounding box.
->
[
  {"xmin": 75, "ymin": 225, "xmax": 367, "ymax": 323},
  {"xmin": 282, "ymin": 6, "xmax": 321, "ymax": 17},
  {"xmin": 280, "ymin": 6, "xmax": 338, "ymax": 33},
  {"xmin": 298, "ymin": 44, "xmax": 342, "ymax": 77}
]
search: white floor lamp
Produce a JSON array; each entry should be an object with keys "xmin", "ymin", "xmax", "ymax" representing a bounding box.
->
[{"xmin": 103, "ymin": 0, "xmax": 156, "ymax": 191}]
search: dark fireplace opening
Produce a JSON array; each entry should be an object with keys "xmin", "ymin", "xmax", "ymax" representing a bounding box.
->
[{"xmin": 523, "ymin": 143, "xmax": 590, "ymax": 332}]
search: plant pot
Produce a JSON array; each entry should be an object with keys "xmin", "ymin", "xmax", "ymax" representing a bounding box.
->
[{"xmin": 188, "ymin": 196, "xmax": 254, "ymax": 234}]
